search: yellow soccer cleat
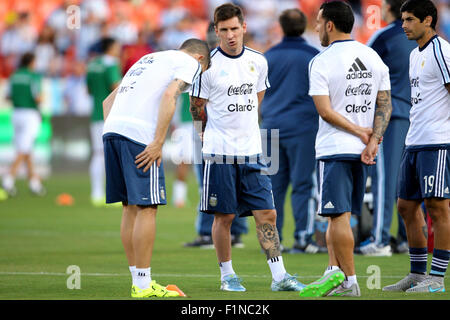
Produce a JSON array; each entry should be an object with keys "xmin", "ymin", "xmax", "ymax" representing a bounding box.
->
[{"xmin": 131, "ymin": 281, "xmax": 180, "ymax": 298}]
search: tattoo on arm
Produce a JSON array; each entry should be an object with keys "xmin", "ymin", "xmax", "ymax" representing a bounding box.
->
[
  {"xmin": 373, "ymin": 90, "xmax": 393, "ymax": 141},
  {"xmin": 189, "ymin": 96, "xmax": 208, "ymax": 132},
  {"xmin": 173, "ymin": 79, "xmax": 189, "ymax": 100},
  {"xmin": 256, "ymin": 223, "xmax": 281, "ymax": 260}
]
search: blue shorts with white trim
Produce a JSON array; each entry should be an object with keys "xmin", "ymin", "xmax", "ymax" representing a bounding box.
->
[
  {"xmin": 200, "ymin": 154, "xmax": 275, "ymax": 217},
  {"xmin": 398, "ymin": 146, "xmax": 450, "ymax": 200},
  {"xmin": 317, "ymin": 159, "xmax": 369, "ymax": 216},
  {"xmin": 103, "ymin": 133, "xmax": 167, "ymax": 206}
]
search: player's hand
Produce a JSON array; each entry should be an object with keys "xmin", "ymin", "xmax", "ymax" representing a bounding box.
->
[
  {"xmin": 361, "ymin": 137, "xmax": 378, "ymax": 165},
  {"xmin": 135, "ymin": 141, "xmax": 162, "ymax": 172},
  {"xmin": 357, "ymin": 127, "xmax": 373, "ymax": 145}
]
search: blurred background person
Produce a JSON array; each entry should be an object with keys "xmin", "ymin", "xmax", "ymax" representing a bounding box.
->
[
  {"xmin": 261, "ymin": 8, "xmax": 321, "ymax": 253},
  {"xmin": 64, "ymin": 60, "xmax": 92, "ymax": 116},
  {"xmin": 121, "ymin": 30, "xmax": 154, "ymax": 75},
  {"xmin": 2, "ymin": 52, "xmax": 45, "ymax": 196},
  {"xmin": 358, "ymin": 0, "xmax": 416, "ymax": 256},
  {"xmin": 34, "ymin": 25, "xmax": 61, "ymax": 76},
  {"xmin": 86, "ymin": 37, "xmax": 121, "ymax": 207}
]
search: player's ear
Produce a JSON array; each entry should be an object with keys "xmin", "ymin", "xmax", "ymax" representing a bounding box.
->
[
  {"xmin": 424, "ymin": 15, "xmax": 433, "ymax": 28},
  {"xmin": 326, "ymin": 20, "xmax": 333, "ymax": 33},
  {"xmin": 242, "ymin": 21, "xmax": 247, "ymax": 34}
]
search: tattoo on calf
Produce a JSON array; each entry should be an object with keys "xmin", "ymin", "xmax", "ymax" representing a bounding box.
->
[
  {"xmin": 256, "ymin": 223, "xmax": 281, "ymax": 260},
  {"xmin": 422, "ymin": 225, "xmax": 428, "ymax": 240}
]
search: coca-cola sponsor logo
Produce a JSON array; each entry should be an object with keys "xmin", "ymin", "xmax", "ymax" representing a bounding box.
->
[
  {"xmin": 227, "ymin": 83, "xmax": 254, "ymax": 96},
  {"xmin": 345, "ymin": 83, "xmax": 372, "ymax": 96}
]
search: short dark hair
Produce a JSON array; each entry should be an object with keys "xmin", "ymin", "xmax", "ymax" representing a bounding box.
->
[
  {"xmin": 385, "ymin": 0, "xmax": 408, "ymax": 20},
  {"xmin": 19, "ymin": 52, "xmax": 35, "ymax": 68},
  {"xmin": 100, "ymin": 37, "xmax": 118, "ymax": 54},
  {"xmin": 320, "ymin": 1, "xmax": 355, "ymax": 34},
  {"xmin": 279, "ymin": 9, "xmax": 307, "ymax": 37},
  {"xmin": 400, "ymin": 0, "xmax": 438, "ymax": 30},
  {"xmin": 206, "ymin": 21, "xmax": 218, "ymax": 48},
  {"xmin": 214, "ymin": 3, "xmax": 244, "ymax": 26},
  {"xmin": 179, "ymin": 38, "xmax": 211, "ymax": 69}
]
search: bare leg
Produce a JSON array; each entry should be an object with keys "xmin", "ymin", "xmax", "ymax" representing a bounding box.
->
[
  {"xmin": 212, "ymin": 213, "xmax": 235, "ymax": 262},
  {"xmin": 9, "ymin": 153, "xmax": 26, "ymax": 177},
  {"xmin": 23, "ymin": 154, "xmax": 36, "ymax": 180},
  {"xmin": 176, "ymin": 162, "xmax": 189, "ymax": 181},
  {"xmin": 327, "ymin": 212, "xmax": 355, "ymax": 276},
  {"xmin": 133, "ymin": 205, "xmax": 157, "ymax": 268},
  {"xmin": 121, "ymin": 203, "xmax": 138, "ymax": 266},
  {"xmin": 397, "ymin": 198, "xmax": 426, "ymax": 248},
  {"xmin": 173, "ymin": 163, "xmax": 189, "ymax": 207},
  {"xmin": 325, "ymin": 218, "xmax": 339, "ymax": 267},
  {"xmin": 425, "ymin": 198, "xmax": 450, "ymax": 250}
]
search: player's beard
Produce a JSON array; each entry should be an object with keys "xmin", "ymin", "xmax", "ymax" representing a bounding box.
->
[
  {"xmin": 321, "ymin": 29, "xmax": 330, "ymax": 47},
  {"xmin": 408, "ymin": 29, "xmax": 427, "ymax": 42}
]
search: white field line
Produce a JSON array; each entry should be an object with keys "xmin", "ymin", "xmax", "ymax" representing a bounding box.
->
[{"xmin": 0, "ymin": 271, "xmax": 444, "ymax": 279}]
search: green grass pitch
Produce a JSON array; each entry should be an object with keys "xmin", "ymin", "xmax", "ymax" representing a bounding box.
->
[{"xmin": 0, "ymin": 172, "xmax": 448, "ymax": 300}]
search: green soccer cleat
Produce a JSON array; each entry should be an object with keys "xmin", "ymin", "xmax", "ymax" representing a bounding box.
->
[
  {"xmin": 299, "ymin": 269, "xmax": 345, "ymax": 297},
  {"xmin": 131, "ymin": 280, "xmax": 180, "ymax": 298}
]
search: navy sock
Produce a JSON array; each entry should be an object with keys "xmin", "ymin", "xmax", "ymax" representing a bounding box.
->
[
  {"xmin": 409, "ymin": 247, "xmax": 427, "ymax": 275},
  {"xmin": 430, "ymin": 248, "xmax": 450, "ymax": 277}
]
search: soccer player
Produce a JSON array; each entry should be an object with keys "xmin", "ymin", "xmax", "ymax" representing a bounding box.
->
[
  {"xmin": 299, "ymin": 1, "xmax": 392, "ymax": 297},
  {"xmin": 102, "ymin": 38, "xmax": 210, "ymax": 298},
  {"xmin": 360, "ymin": 0, "xmax": 416, "ymax": 256},
  {"xmin": 383, "ymin": 0, "xmax": 450, "ymax": 293},
  {"xmin": 2, "ymin": 52, "xmax": 45, "ymax": 196},
  {"xmin": 86, "ymin": 37, "xmax": 121, "ymax": 207},
  {"xmin": 261, "ymin": 8, "xmax": 322, "ymax": 254},
  {"xmin": 184, "ymin": 21, "xmax": 248, "ymax": 249},
  {"xmin": 190, "ymin": 3, "xmax": 304, "ymax": 292}
]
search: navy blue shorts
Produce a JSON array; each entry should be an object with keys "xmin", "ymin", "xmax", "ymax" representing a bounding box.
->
[
  {"xmin": 200, "ymin": 155, "xmax": 275, "ymax": 217},
  {"xmin": 317, "ymin": 159, "xmax": 369, "ymax": 216},
  {"xmin": 398, "ymin": 148, "xmax": 449, "ymax": 200},
  {"xmin": 103, "ymin": 133, "xmax": 167, "ymax": 206}
]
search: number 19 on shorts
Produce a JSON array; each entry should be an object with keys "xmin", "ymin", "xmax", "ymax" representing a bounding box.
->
[{"xmin": 423, "ymin": 175, "xmax": 435, "ymax": 195}]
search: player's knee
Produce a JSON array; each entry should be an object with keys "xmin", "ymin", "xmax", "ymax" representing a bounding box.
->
[
  {"xmin": 254, "ymin": 209, "xmax": 277, "ymax": 225},
  {"xmin": 214, "ymin": 213, "xmax": 235, "ymax": 227},
  {"xmin": 424, "ymin": 199, "xmax": 449, "ymax": 223},
  {"xmin": 396, "ymin": 200, "xmax": 412, "ymax": 220}
]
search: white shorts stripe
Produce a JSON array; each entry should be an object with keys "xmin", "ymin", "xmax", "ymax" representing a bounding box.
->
[
  {"xmin": 149, "ymin": 164, "xmax": 154, "ymax": 203},
  {"xmin": 440, "ymin": 150, "xmax": 447, "ymax": 197},
  {"xmin": 317, "ymin": 161, "xmax": 324, "ymax": 214},
  {"xmin": 148, "ymin": 162, "xmax": 160, "ymax": 204},
  {"xmin": 204, "ymin": 160, "xmax": 211, "ymax": 210},
  {"xmin": 434, "ymin": 150, "xmax": 441, "ymax": 197},
  {"xmin": 201, "ymin": 160, "xmax": 210, "ymax": 210},
  {"xmin": 155, "ymin": 162, "xmax": 160, "ymax": 203},
  {"xmin": 434, "ymin": 150, "xmax": 446, "ymax": 197}
]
